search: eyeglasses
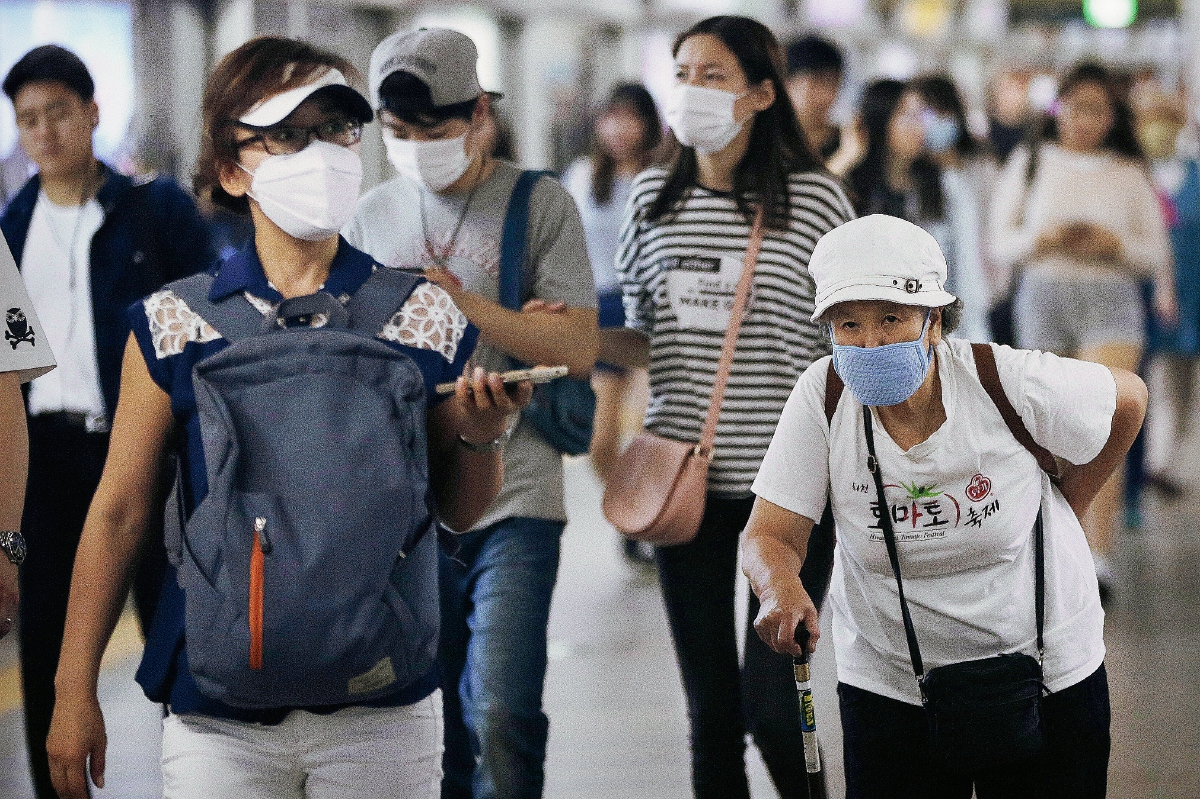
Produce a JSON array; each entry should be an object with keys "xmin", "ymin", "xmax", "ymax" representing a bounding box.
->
[{"xmin": 235, "ymin": 117, "xmax": 362, "ymax": 155}]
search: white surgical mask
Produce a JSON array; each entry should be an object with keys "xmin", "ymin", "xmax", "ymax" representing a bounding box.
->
[
  {"xmin": 665, "ymin": 84, "xmax": 747, "ymax": 155},
  {"xmin": 384, "ymin": 133, "xmax": 471, "ymax": 192},
  {"xmin": 243, "ymin": 140, "xmax": 362, "ymax": 241}
]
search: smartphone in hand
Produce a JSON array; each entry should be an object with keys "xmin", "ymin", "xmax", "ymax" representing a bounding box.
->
[{"xmin": 435, "ymin": 365, "xmax": 568, "ymax": 396}]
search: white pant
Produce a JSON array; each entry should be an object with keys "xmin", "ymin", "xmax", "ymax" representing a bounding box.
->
[{"xmin": 161, "ymin": 690, "xmax": 443, "ymax": 799}]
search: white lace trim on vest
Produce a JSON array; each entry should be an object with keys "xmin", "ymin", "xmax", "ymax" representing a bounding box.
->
[
  {"xmin": 378, "ymin": 282, "xmax": 469, "ymax": 362},
  {"xmin": 144, "ymin": 282, "xmax": 467, "ymax": 362}
]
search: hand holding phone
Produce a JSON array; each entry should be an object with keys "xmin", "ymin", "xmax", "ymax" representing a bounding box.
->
[{"xmin": 436, "ymin": 365, "xmax": 568, "ymax": 396}]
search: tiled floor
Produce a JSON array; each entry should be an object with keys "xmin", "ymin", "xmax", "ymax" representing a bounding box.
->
[{"xmin": 1, "ymin": 455, "xmax": 1197, "ymax": 798}]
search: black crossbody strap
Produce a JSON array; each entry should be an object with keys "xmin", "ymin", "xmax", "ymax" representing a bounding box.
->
[
  {"xmin": 1035, "ymin": 505, "xmax": 1044, "ymax": 657},
  {"xmin": 862, "ymin": 407, "xmax": 925, "ymax": 678}
]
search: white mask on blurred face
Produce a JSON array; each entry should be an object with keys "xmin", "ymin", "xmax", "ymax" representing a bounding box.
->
[
  {"xmin": 242, "ymin": 140, "xmax": 362, "ymax": 241},
  {"xmin": 384, "ymin": 132, "xmax": 471, "ymax": 192},
  {"xmin": 665, "ymin": 84, "xmax": 747, "ymax": 155}
]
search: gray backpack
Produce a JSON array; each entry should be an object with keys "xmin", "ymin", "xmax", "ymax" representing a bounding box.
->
[{"xmin": 167, "ymin": 268, "xmax": 439, "ymax": 709}]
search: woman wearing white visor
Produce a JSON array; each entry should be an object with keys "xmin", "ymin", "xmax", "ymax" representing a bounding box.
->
[
  {"xmin": 45, "ymin": 37, "xmax": 529, "ymax": 799},
  {"xmin": 742, "ymin": 214, "xmax": 1144, "ymax": 797}
]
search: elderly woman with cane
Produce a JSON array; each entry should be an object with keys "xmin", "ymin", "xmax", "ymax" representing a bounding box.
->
[{"xmin": 742, "ymin": 213, "xmax": 1144, "ymax": 798}]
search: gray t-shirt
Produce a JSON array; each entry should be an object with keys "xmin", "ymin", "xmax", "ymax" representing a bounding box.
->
[
  {"xmin": 0, "ymin": 235, "xmax": 55, "ymax": 383},
  {"xmin": 345, "ymin": 160, "xmax": 595, "ymax": 529}
]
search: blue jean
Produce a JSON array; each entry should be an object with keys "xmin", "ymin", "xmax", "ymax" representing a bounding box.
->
[
  {"xmin": 839, "ymin": 663, "xmax": 1110, "ymax": 799},
  {"xmin": 438, "ymin": 517, "xmax": 564, "ymax": 799}
]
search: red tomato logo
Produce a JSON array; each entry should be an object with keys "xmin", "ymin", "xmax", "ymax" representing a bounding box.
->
[{"xmin": 966, "ymin": 473, "xmax": 992, "ymax": 503}]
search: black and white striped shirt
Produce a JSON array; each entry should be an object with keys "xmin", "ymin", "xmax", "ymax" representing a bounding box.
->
[{"xmin": 617, "ymin": 167, "xmax": 855, "ymax": 496}]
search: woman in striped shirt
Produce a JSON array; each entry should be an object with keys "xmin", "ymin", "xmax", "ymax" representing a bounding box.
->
[{"xmin": 603, "ymin": 15, "xmax": 853, "ymax": 799}]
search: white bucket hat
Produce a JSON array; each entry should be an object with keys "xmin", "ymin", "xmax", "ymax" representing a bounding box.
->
[{"xmin": 809, "ymin": 214, "xmax": 958, "ymax": 321}]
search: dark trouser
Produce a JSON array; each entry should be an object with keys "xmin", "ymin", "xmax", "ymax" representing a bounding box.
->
[
  {"xmin": 655, "ymin": 495, "xmax": 809, "ymax": 799},
  {"xmin": 840, "ymin": 663, "xmax": 1111, "ymax": 799},
  {"xmin": 19, "ymin": 415, "xmax": 168, "ymax": 799}
]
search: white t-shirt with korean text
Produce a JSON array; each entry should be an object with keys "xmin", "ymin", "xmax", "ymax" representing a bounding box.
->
[{"xmin": 753, "ymin": 339, "xmax": 1112, "ymax": 705}]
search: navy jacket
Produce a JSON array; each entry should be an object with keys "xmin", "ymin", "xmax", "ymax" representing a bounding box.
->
[{"xmin": 1, "ymin": 164, "xmax": 215, "ymax": 420}]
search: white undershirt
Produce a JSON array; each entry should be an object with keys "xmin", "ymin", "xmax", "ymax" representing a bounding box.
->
[{"xmin": 22, "ymin": 191, "xmax": 107, "ymax": 427}]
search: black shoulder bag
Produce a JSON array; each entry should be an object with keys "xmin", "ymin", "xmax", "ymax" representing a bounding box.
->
[{"xmin": 862, "ymin": 390, "xmax": 1050, "ymax": 771}]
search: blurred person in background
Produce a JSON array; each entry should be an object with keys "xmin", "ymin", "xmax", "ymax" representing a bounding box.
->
[
  {"xmin": 987, "ymin": 67, "xmax": 1034, "ymax": 163},
  {"xmin": 991, "ymin": 62, "xmax": 1174, "ymax": 600},
  {"xmin": 785, "ymin": 34, "xmax": 844, "ymax": 164},
  {"xmin": 0, "ymin": 44, "xmax": 213, "ymax": 799},
  {"xmin": 604, "ymin": 15, "xmax": 854, "ymax": 798},
  {"xmin": 1132, "ymin": 82, "xmax": 1199, "ymax": 496},
  {"xmin": 913, "ymin": 74, "xmax": 1001, "ymax": 343},
  {"xmin": 841, "ymin": 79, "xmax": 989, "ymax": 342},
  {"xmin": 563, "ymin": 83, "xmax": 661, "ymax": 564}
]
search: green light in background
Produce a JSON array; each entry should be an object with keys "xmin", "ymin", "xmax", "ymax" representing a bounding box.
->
[{"xmin": 1083, "ymin": 0, "xmax": 1138, "ymax": 27}]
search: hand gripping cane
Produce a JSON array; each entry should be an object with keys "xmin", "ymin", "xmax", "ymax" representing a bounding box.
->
[{"xmin": 794, "ymin": 625, "xmax": 827, "ymax": 799}]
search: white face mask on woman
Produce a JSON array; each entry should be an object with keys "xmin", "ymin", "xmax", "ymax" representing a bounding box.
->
[
  {"xmin": 243, "ymin": 140, "xmax": 363, "ymax": 241},
  {"xmin": 664, "ymin": 84, "xmax": 747, "ymax": 155},
  {"xmin": 384, "ymin": 133, "xmax": 472, "ymax": 192}
]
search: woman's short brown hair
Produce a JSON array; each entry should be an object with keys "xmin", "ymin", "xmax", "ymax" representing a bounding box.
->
[{"xmin": 195, "ymin": 36, "xmax": 362, "ymax": 214}]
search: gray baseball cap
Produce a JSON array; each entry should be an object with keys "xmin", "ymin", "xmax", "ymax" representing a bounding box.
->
[{"xmin": 369, "ymin": 28, "xmax": 498, "ymax": 111}]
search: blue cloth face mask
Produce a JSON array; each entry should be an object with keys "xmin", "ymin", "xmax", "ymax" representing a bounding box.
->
[
  {"xmin": 922, "ymin": 112, "xmax": 961, "ymax": 154},
  {"xmin": 831, "ymin": 312, "xmax": 933, "ymax": 406}
]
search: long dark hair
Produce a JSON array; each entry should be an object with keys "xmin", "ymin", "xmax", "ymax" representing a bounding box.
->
[
  {"xmin": 646, "ymin": 15, "xmax": 818, "ymax": 230},
  {"xmin": 590, "ymin": 83, "xmax": 662, "ymax": 206},
  {"xmin": 847, "ymin": 79, "xmax": 944, "ymax": 220},
  {"xmin": 1033, "ymin": 62, "xmax": 1143, "ymax": 161},
  {"xmin": 912, "ymin": 73, "xmax": 983, "ymax": 159}
]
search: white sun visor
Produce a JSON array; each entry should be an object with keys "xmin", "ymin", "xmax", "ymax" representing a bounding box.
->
[{"xmin": 238, "ymin": 67, "xmax": 372, "ymax": 127}]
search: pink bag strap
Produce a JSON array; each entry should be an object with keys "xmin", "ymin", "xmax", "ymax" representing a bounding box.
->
[{"xmin": 697, "ymin": 207, "xmax": 765, "ymax": 456}]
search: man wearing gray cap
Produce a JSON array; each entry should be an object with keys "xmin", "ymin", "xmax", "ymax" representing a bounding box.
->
[{"xmin": 344, "ymin": 27, "xmax": 598, "ymax": 799}]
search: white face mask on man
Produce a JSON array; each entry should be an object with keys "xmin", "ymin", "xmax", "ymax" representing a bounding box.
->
[
  {"xmin": 664, "ymin": 84, "xmax": 748, "ymax": 155},
  {"xmin": 242, "ymin": 140, "xmax": 363, "ymax": 241},
  {"xmin": 384, "ymin": 133, "xmax": 472, "ymax": 192}
]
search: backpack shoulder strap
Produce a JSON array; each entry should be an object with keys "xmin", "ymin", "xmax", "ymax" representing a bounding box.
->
[
  {"xmin": 971, "ymin": 342, "xmax": 1060, "ymax": 478},
  {"xmin": 346, "ymin": 267, "xmax": 424, "ymax": 335},
  {"xmin": 170, "ymin": 272, "xmax": 264, "ymax": 343},
  {"xmin": 824, "ymin": 360, "xmax": 843, "ymax": 425},
  {"xmin": 498, "ymin": 170, "xmax": 554, "ymax": 311}
]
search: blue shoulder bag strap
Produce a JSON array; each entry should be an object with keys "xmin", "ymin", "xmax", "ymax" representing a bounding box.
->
[
  {"xmin": 498, "ymin": 170, "xmax": 555, "ymax": 313},
  {"xmin": 345, "ymin": 266, "xmax": 423, "ymax": 334},
  {"xmin": 170, "ymin": 272, "xmax": 265, "ymax": 343}
]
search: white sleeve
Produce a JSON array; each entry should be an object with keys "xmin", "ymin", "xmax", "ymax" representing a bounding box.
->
[
  {"xmin": 752, "ymin": 358, "xmax": 832, "ymax": 521},
  {"xmin": 0, "ymin": 237, "xmax": 55, "ymax": 383},
  {"xmin": 1118, "ymin": 163, "xmax": 1174, "ymax": 285},
  {"xmin": 992, "ymin": 345, "xmax": 1117, "ymax": 466},
  {"xmin": 562, "ymin": 159, "xmax": 590, "ymax": 208}
]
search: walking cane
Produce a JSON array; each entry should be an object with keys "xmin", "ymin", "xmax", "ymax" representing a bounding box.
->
[{"xmin": 794, "ymin": 624, "xmax": 827, "ymax": 799}]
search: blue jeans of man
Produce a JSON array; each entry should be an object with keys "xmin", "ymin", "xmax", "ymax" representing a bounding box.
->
[{"xmin": 439, "ymin": 517, "xmax": 564, "ymax": 799}]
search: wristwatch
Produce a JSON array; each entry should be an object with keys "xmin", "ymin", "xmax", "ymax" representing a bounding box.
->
[
  {"xmin": 458, "ymin": 418, "xmax": 517, "ymax": 453},
  {"xmin": 0, "ymin": 530, "xmax": 26, "ymax": 566}
]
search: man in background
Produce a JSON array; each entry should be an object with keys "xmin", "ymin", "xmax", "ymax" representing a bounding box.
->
[
  {"xmin": 1, "ymin": 44, "xmax": 213, "ymax": 799},
  {"xmin": 785, "ymin": 34, "xmax": 845, "ymax": 164}
]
